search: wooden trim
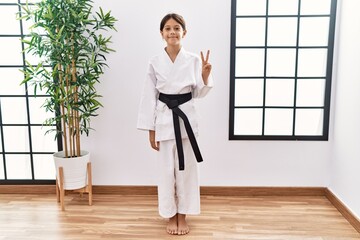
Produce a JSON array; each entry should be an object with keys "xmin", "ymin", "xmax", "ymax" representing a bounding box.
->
[
  {"xmin": 200, "ymin": 186, "xmax": 325, "ymax": 196},
  {"xmin": 0, "ymin": 185, "xmax": 56, "ymax": 194},
  {"xmin": 92, "ymin": 185, "xmax": 158, "ymax": 195},
  {"xmin": 325, "ymin": 188, "xmax": 360, "ymax": 233},
  {"xmin": 0, "ymin": 185, "xmax": 324, "ymax": 196}
]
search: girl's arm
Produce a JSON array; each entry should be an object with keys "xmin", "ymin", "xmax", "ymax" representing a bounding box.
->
[{"xmin": 193, "ymin": 51, "xmax": 214, "ymax": 98}]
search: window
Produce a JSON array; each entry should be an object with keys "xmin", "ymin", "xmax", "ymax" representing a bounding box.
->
[
  {"xmin": 229, "ymin": 0, "xmax": 337, "ymax": 140},
  {"xmin": 0, "ymin": 0, "xmax": 57, "ymax": 184}
]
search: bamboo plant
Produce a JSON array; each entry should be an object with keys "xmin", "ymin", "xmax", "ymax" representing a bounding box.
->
[{"xmin": 19, "ymin": 0, "xmax": 117, "ymax": 158}]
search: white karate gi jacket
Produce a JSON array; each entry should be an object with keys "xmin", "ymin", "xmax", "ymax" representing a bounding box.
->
[{"xmin": 137, "ymin": 48, "xmax": 213, "ymax": 141}]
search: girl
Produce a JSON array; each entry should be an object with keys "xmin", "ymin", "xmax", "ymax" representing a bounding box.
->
[{"xmin": 137, "ymin": 13, "xmax": 213, "ymax": 235}]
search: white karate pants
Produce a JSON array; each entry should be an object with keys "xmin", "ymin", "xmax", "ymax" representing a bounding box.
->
[{"xmin": 157, "ymin": 138, "xmax": 200, "ymax": 218}]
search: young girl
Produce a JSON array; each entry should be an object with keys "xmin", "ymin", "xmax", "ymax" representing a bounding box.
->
[{"xmin": 137, "ymin": 13, "xmax": 213, "ymax": 235}]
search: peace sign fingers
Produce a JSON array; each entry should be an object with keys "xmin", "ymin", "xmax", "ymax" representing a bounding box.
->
[{"xmin": 201, "ymin": 50, "xmax": 210, "ymax": 65}]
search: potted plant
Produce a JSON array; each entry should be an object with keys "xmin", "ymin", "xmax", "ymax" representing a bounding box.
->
[{"xmin": 18, "ymin": 0, "xmax": 117, "ymax": 205}]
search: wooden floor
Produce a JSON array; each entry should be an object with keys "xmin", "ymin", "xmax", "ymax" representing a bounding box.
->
[{"xmin": 0, "ymin": 194, "xmax": 359, "ymax": 240}]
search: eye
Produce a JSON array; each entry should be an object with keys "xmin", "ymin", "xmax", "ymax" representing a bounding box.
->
[{"xmin": 175, "ymin": 27, "xmax": 180, "ymax": 31}]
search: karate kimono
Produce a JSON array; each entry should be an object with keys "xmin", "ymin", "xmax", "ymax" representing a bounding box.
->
[{"xmin": 137, "ymin": 47, "xmax": 213, "ymax": 218}]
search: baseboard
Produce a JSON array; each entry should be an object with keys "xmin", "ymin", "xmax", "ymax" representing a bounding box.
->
[
  {"xmin": 0, "ymin": 185, "xmax": 56, "ymax": 194},
  {"xmin": 0, "ymin": 185, "xmax": 358, "ymax": 233},
  {"xmin": 325, "ymin": 188, "xmax": 360, "ymax": 233}
]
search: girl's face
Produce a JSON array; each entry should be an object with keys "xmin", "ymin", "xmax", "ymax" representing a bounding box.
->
[{"xmin": 161, "ymin": 18, "xmax": 186, "ymax": 47}]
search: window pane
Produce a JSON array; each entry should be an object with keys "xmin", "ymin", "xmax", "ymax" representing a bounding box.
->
[
  {"xmin": 31, "ymin": 126, "xmax": 57, "ymax": 152},
  {"xmin": 267, "ymin": 17, "xmax": 298, "ymax": 46},
  {"xmin": 20, "ymin": 0, "xmax": 41, "ymax": 3},
  {"xmin": 33, "ymin": 154, "xmax": 55, "ymax": 180},
  {"xmin": 0, "ymin": 37, "xmax": 23, "ymax": 65},
  {"xmin": 0, "ymin": 6, "xmax": 19, "ymax": 34},
  {"xmin": 296, "ymin": 79, "xmax": 325, "ymax": 107},
  {"xmin": 298, "ymin": 49, "xmax": 327, "ymax": 77},
  {"xmin": 0, "ymin": 68, "xmax": 26, "ymax": 95},
  {"xmin": 267, "ymin": 49, "xmax": 296, "ymax": 77},
  {"xmin": 236, "ymin": 0, "xmax": 266, "ymax": 15},
  {"xmin": 235, "ymin": 79, "xmax": 263, "ymax": 106},
  {"xmin": 236, "ymin": 18, "xmax": 265, "ymax": 46},
  {"xmin": 5, "ymin": 154, "xmax": 32, "ymax": 179},
  {"xmin": 28, "ymin": 97, "xmax": 55, "ymax": 124},
  {"xmin": 264, "ymin": 108, "xmax": 293, "ymax": 135},
  {"xmin": 0, "ymin": 154, "xmax": 4, "ymax": 179},
  {"xmin": 236, "ymin": 49, "xmax": 264, "ymax": 77},
  {"xmin": 299, "ymin": 17, "xmax": 330, "ymax": 46},
  {"xmin": 1, "ymin": 97, "xmax": 28, "ymax": 124},
  {"xmin": 265, "ymin": 79, "xmax": 294, "ymax": 106},
  {"xmin": 268, "ymin": 0, "xmax": 299, "ymax": 15},
  {"xmin": 234, "ymin": 108, "xmax": 263, "ymax": 135},
  {"xmin": 3, "ymin": 126, "xmax": 30, "ymax": 152},
  {"xmin": 300, "ymin": 0, "xmax": 331, "ymax": 15},
  {"xmin": 295, "ymin": 109, "xmax": 323, "ymax": 135}
]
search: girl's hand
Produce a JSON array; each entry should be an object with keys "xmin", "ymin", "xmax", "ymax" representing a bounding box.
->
[
  {"xmin": 149, "ymin": 130, "xmax": 159, "ymax": 151},
  {"xmin": 201, "ymin": 50, "xmax": 212, "ymax": 85}
]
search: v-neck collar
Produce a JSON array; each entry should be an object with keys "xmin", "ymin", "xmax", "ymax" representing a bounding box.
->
[{"xmin": 163, "ymin": 47, "xmax": 184, "ymax": 64}]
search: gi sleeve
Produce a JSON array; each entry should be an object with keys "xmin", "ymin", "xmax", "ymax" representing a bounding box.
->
[
  {"xmin": 192, "ymin": 56, "xmax": 214, "ymax": 98},
  {"xmin": 137, "ymin": 62, "xmax": 159, "ymax": 131}
]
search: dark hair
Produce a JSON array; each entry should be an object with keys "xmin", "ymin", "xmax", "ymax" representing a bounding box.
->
[{"xmin": 160, "ymin": 13, "xmax": 186, "ymax": 31}]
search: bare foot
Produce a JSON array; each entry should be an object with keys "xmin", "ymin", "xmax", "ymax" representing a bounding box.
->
[
  {"xmin": 166, "ymin": 214, "xmax": 178, "ymax": 235},
  {"xmin": 177, "ymin": 214, "xmax": 190, "ymax": 235}
]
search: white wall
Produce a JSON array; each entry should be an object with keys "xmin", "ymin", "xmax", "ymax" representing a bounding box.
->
[
  {"xmin": 82, "ymin": 0, "xmax": 332, "ymax": 187},
  {"xmin": 329, "ymin": 0, "xmax": 360, "ymax": 219}
]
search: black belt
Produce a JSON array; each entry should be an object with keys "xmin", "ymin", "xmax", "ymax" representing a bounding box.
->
[{"xmin": 158, "ymin": 92, "xmax": 203, "ymax": 171}]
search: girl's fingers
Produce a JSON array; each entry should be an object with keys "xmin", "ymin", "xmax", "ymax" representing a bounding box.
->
[
  {"xmin": 200, "ymin": 50, "xmax": 211, "ymax": 64},
  {"xmin": 205, "ymin": 50, "xmax": 210, "ymax": 62}
]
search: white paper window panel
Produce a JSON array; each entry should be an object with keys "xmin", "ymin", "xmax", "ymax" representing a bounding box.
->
[
  {"xmin": 295, "ymin": 109, "xmax": 324, "ymax": 135},
  {"xmin": 296, "ymin": 79, "xmax": 325, "ymax": 107},
  {"xmin": 19, "ymin": 0, "xmax": 39, "ymax": 3},
  {"xmin": 235, "ymin": 49, "xmax": 265, "ymax": 77},
  {"xmin": 0, "ymin": 37, "xmax": 23, "ymax": 65},
  {"xmin": 235, "ymin": 79, "xmax": 264, "ymax": 106},
  {"xmin": 1, "ymin": 97, "xmax": 28, "ymax": 124},
  {"xmin": 3, "ymin": 126, "xmax": 30, "ymax": 152},
  {"xmin": 264, "ymin": 108, "xmax": 294, "ymax": 135},
  {"xmin": 268, "ymin": 0, "xmax": 299, "ymax": 15},
  {"xmin": 265, "ymin": 79, "xmax": 295, "ymax": 106},
  {"xmin": 236, "ymin": 18, "xmax": 265, "ymax": 46},
  {"xmin": 33, "ymin": 154, "xmax": 56, "ymax": 180},
  {"xmin": 234, "ymin": 108, "xmax": 263, "ymax": 135},
  {"xmin": 0, "ymin": 6, "xmax": 20, "ymax": 34},
  {"xmin": 5, "ymin": 154, "xmax": 32, "ymax": 179},
  {"xmin": 297, "ymin": 49, "xmax": 327, "ymax": 77},
  {"xmin": 236, "ymin": 0, "xmax": 266, "ymax": 15},
  {"xmin": 28, "ymin": 96, "xmax": 55, "ymax": 124},
  {"xmin": 300, "ymin": 0, "xmax": 331, "ymax": 15},
  {"xmin": 0, "ymin": 68, "xmax": 26, "ymax": 95},
  {"xmin": 31, "ymin": 126, "xmax": 57, "ymax": 152},
  {"xmin": 0, "ymin": 154, "xmax": 4, "ymax": 179},
  {"xmin": 267, "ymin": 48, "xmax": 296, "ymax": 77},
  {"xmin": 267, "ymin": 17, "xmax": 298, "ymax": 46},
  {"xmin": 0, "ymin": 128, "xmax": 2, "ymax": 152},
  {"xmin": 299, "ymin": 17, "xmax": 330, "ymax": 46}
]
